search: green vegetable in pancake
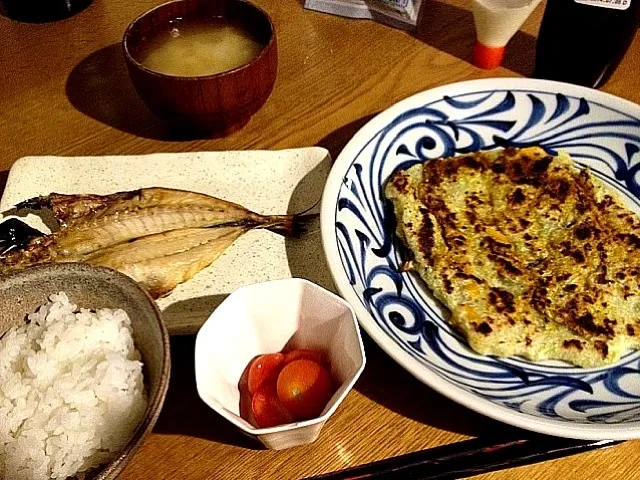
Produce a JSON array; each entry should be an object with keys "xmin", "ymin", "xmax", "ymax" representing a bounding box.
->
[{"xmin": 385, "ymin": 146, "xmax": 640, "ymax": 367}]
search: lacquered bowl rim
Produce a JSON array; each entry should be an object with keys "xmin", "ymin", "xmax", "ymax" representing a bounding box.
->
[{"xmin": 122, "ymin": 0, "xmax": 276, "ymax": 81}]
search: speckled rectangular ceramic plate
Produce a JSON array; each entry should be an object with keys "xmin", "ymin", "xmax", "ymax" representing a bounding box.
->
[{"xmin": 0, "ymin": 148, "xmax": 334, "ymax": 335}]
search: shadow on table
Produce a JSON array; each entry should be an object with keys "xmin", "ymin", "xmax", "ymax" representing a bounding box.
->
[
  {"xmin": 152, "ymin": 335, "xmax": 263, "ymax": 450},
  {"xmin": 284, "ymin": 151, "xmax": 335, "ymax": 292},
  {"xmin": 161, "ymin": 294, "xmax": 228, "ymax": 336},
  {"xmin": 282, "ymin": 113, "xmax": 381, "ymax": 292},
  {"xmin": 414, "ymin": 0, "xmax": 537, "ymax": 78},
  {"xmin": 0, "ymin": 170, "xmax": 9, "ymax": 198},
  {"xmin": 355, "ymin": 333, "xmax": 525, "ymax": 439},
  {"xmin": 66, "ymin": 43, "xmax": 197, "ymax": 141},
  {"xmin": 316, "ymin": 113, "xmax": 378, "ymax": 162}
]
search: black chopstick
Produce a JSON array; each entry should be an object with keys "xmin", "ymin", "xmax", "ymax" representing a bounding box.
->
[{"xmin": 305, "ymin": 436, "xmax": 622, "ymax": 480}]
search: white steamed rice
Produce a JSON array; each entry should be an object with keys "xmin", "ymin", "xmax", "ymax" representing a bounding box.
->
[{"xmin": 0, "ymin": 292, "xmax": 147, "ymax": 480}]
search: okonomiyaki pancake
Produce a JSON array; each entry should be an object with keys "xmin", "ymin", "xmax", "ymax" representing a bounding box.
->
[{"xmin": 385, "ymin": 146, "xmax": 640, "ymax": 367}]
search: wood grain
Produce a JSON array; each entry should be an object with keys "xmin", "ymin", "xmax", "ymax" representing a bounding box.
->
[{"xmin": 1, "ymin": 0, "xmax": 640, "ymax": 479}]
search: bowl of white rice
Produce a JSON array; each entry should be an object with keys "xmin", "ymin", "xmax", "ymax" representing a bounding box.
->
[{"xmin": 0, "ymin": 263, "xmax": 171, "ymax": 480}]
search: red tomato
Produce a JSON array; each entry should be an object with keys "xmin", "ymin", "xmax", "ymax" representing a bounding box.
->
[
  {"xmin": 276, "ymin": 359, "xmax": 334, "ymax": 420},
  {"xmin": 237, "ymin": 360, "xmax": 254, "ymax": 426},
  {"xmin": 283, "ymin": 349, "xmax": 327, "ymax": 366},
  {"xmin": 247, "ymin": 353, "xmax": 284, "ymax": 395},
  {"xmin": 251, "ymin": 382, "xmax": 295, "ymax": 428}
]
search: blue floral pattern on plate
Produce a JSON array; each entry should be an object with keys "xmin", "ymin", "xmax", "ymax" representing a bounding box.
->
[{"xmin": 322, "ymin": 79, "xmax": 640, "ymax": 439}]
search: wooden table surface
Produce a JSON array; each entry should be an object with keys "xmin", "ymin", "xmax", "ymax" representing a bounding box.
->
[{"xmin": 2, "ymin": 0, "xmax": 640, "ymax": 479}]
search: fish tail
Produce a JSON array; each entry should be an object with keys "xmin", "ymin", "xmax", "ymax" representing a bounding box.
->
[{"xmin": 257, "ymin": 213, "xmax": 318, "ymax": 238}]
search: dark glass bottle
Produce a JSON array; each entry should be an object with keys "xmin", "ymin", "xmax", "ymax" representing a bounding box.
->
[
  {"xmin": 1, "ymin": 0, "xmax": 92, "ymax": 23},
  {"xmin": 534, "ymin": 0, "xmax": 640, "ymax": 88}
]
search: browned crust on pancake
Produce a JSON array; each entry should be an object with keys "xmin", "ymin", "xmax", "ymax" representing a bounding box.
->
[{"xmin": 385, "ymin": 147, "xmax": 640, "ymax": 367}]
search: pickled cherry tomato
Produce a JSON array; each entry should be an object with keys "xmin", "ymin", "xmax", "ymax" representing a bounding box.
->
[
  {"xmin": 239, "ymin": 349, "xmax": 336, "ymax": 428},
  {"xmin": 282, "ymin": 349, "xmax": 327, "ymax": 366},
  {"xmin": 276, "ymin": 359, "xmax": 334, "ymax": 420},
  {"xmin": 251, "ymin": 382, "xmax": 294, "ymax": 428},
  {"xmin": 247, "ymin": 353, "xmax": 284, "ymax": 395}
]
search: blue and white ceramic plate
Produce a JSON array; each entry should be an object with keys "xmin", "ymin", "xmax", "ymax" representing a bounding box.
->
[{"xmin": 320, "ymin": 78, "xmax": 640, "ymax": 440}]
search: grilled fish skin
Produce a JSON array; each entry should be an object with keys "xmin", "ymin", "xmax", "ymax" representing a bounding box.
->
[
  {"xmin": 385, "ymin": 147, "xmax": 640, "ymax": 368},
  {"xmin": 2, "ymin": 188, "xmax": 309, "ymax": 271},
  {"xmin": 18, "ymin": 188, "xmax": 267, "ymax": 228}
]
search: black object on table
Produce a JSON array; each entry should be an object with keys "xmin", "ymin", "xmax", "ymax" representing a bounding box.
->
[
  {"xmin": 0, "ymin": 218, "xmax": 44, "ymax": 256},
  {"xmin": 306, "ymin": 435, "xmax": 622, "ymax": 480},
  {"xmin": 534, "ymin": 0, "xmax": 640, "ymax": 89},
  {"xmin": 1, "ymin": 0, "xmax": 92, "ymax": 23}
]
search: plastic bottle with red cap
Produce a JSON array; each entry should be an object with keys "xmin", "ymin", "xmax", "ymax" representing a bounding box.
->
[{"xmin": 472, "ymin": 0, "xmax": 542, "ymax": 70}]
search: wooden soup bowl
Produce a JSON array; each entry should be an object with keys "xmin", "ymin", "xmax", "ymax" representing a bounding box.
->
[{"xmin": 123, "ymin": 0, "xmax": 277, "ymax": 136}]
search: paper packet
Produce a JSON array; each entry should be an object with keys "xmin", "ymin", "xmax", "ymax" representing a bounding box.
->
[{"xmin": 304, "ymin": 0, "xmax": 423, "ymax": 30}]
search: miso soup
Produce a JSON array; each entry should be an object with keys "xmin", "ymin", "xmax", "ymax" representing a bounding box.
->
[{"xmin": 138, "ymin": 19, "xmax": 264, "ymax": 77}]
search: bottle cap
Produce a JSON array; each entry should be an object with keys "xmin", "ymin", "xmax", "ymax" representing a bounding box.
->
[{"xmin": 473, "ymin": 41, "xmax": 505, "ymax": 69}]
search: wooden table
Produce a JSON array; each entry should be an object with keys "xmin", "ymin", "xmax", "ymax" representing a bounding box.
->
[{"xmin": 2, "ymin": 0, "xmax": 640, "ymax": 478}]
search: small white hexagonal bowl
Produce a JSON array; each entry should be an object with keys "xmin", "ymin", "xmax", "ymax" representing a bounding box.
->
[{"xmin": 194, "ymin": 278, "xmax": 366, "ymax": 450}]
